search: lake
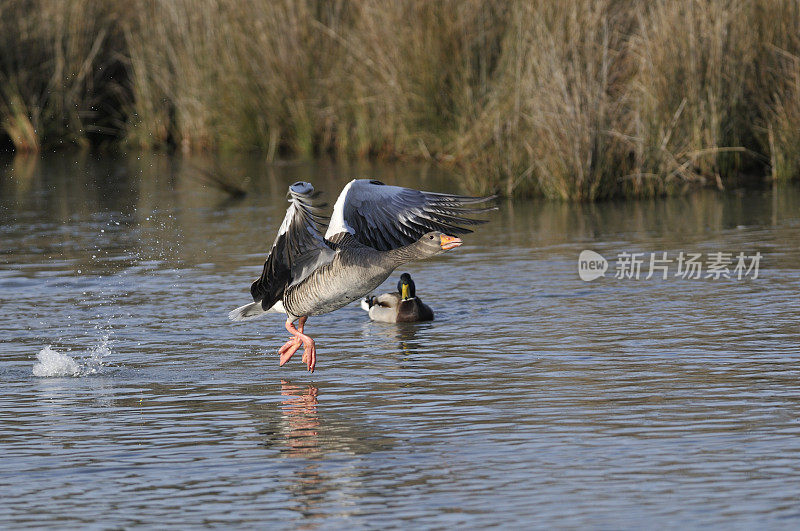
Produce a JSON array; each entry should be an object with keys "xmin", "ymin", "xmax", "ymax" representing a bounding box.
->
[{"xmin": 1, "ymin": 152, "xmax": 799, "ymax": 527}]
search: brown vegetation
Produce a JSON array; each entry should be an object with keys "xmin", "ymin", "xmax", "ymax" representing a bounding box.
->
[{"xmin": 1, "ymin": 0, "xmax": 799, "ymax": 199}]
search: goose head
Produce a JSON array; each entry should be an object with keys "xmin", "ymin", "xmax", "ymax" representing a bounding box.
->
[
  {"xmin": 415, "ymin": 231, "xmax": 463, "ymax": 257},
  {"xmin": 398, "ymin": 273, "xmax": 416, "ymax": 300}
]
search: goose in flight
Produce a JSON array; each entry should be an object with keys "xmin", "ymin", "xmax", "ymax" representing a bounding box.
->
[
  {"xmin": 228, "ymin": 179, "xmax": 494, "ymax": 372},
  {"xmin": 361, "ymin": 273, "xmax": 434, "ymax": 323}
]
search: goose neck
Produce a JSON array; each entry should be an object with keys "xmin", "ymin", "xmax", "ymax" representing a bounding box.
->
[{"xmin": 386, "ymin": 242, "xmax": 428, "ymax": 266}]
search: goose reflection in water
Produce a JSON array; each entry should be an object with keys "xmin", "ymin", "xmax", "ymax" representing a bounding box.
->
[
  {"xmin": 278, "ymin": 380, "xmax": 320, "ymax": 458},
  {"xmin": 277, "ymin": 381, "xmax": 328, "ymax": 518},
  {"xmin": 259, "ymin": 381, "xmax": 397, "ymax": 518},
  {"xmin": 256, "ymin": 381, "xmax": 395, "ymax": 458}
]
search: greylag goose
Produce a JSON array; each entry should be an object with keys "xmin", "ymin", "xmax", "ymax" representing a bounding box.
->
[
  {"xmin": 361, "ymin": 273, "xmax": 434, "ymax": 323},
  {"xmin": 228, "ymin": 179, "xmax": 493, "ymax": 372}
]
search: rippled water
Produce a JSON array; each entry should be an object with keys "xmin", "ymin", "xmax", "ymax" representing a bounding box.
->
[{"xmin": 2, "ymin": 153, "xmax": 799, "ymax": 527}]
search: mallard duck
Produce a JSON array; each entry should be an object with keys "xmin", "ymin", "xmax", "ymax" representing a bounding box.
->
[
  {"xmin": 361, "ymin": 273, "xmax": 434, "ymax": 323},
  {"xmin": 228, "ymin": 179, "xmax": 494, "ymax": 372}
]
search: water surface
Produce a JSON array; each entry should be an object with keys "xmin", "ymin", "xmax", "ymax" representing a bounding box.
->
[{"xmin": 1, "ymin": 153, "xmax": 799, "ymax": 527}]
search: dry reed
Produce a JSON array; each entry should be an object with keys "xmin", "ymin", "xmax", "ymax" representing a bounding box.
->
[{"xmin": 1, "ymin": 0, "xmax": 800, "ymax": 199}]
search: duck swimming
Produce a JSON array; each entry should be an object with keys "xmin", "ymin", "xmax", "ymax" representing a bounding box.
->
[
  {"xmin": 361, "ymin": 273, "xmax": 434, "ymax": 323},
  {"xmin": 228, "ymin": 179, "xmax": 493, "ymax": 372}
]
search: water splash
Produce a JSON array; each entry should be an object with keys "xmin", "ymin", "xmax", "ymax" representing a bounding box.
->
[
  {"xmin": 32, "ymin": 346, "xmax": 80, "ymax": 377},
  {"xmin": 32, "ymin": 335, "xmax": 111, "ymax": 377}
]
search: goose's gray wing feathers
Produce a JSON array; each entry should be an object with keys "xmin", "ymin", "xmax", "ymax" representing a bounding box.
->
[
  {"xmin": 250, "ymin": 182, "xmax": 333, "ymax": 310},
  {"xmin": 324, "ymin": 179, "xmax": 495, "ymax": 251}
]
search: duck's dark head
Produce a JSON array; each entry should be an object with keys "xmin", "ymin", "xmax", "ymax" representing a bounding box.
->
[{"xmin": 397, "ymin": 273, "xmax": 416, "ymax": 300}]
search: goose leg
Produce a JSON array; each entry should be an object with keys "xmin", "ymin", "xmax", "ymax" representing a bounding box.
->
[
  {"xmin": 278, "ymin": 316, "xmax": 306, "ymax": 363},
  {"xmin": 279, "ymin": 317, "xmax": 316, "ymax": 372},
  {"xmin": 292, "ymin": 319, "xmax": 316, "ymax": 373},
  {"xmin": 278, "ymin": 317, "xmax": 304, "ymax": 364}
]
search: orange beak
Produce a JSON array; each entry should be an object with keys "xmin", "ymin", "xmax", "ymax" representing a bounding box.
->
[{"xmin": 440, "ymin": 234, "xmax": 462, "ymax": 250}]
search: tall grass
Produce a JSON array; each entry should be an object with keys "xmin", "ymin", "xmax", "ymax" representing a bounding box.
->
[
  {"xmin": 0, "ymin": 0, "xmax": 129, "ymax": 151},
  {"xmin": 2, "ymin": 0, "xmax": 800, "ymax": 199}
]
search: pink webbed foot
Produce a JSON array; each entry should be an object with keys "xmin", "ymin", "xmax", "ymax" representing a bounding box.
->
[
  {"xmin": 300, "ymin": 338, "xmax": 316, "ymax": 373},
  {"xmin": 279, "ymin": 337, "xmax": 301, "ymax": 366}
]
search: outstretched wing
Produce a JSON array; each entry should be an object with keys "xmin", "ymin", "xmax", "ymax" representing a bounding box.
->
[
  {"xmin": 250, "ymin": 182, "xmax": 332, "ymax": 309},
  {"xmin": 324, "ymin": 179, "xmax": 495, "ymax": 251}
]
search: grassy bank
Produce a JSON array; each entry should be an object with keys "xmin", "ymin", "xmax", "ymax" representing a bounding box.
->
[{"xmin": 1, "ymin": 0, "xmax": 800, "ymax": 199}]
